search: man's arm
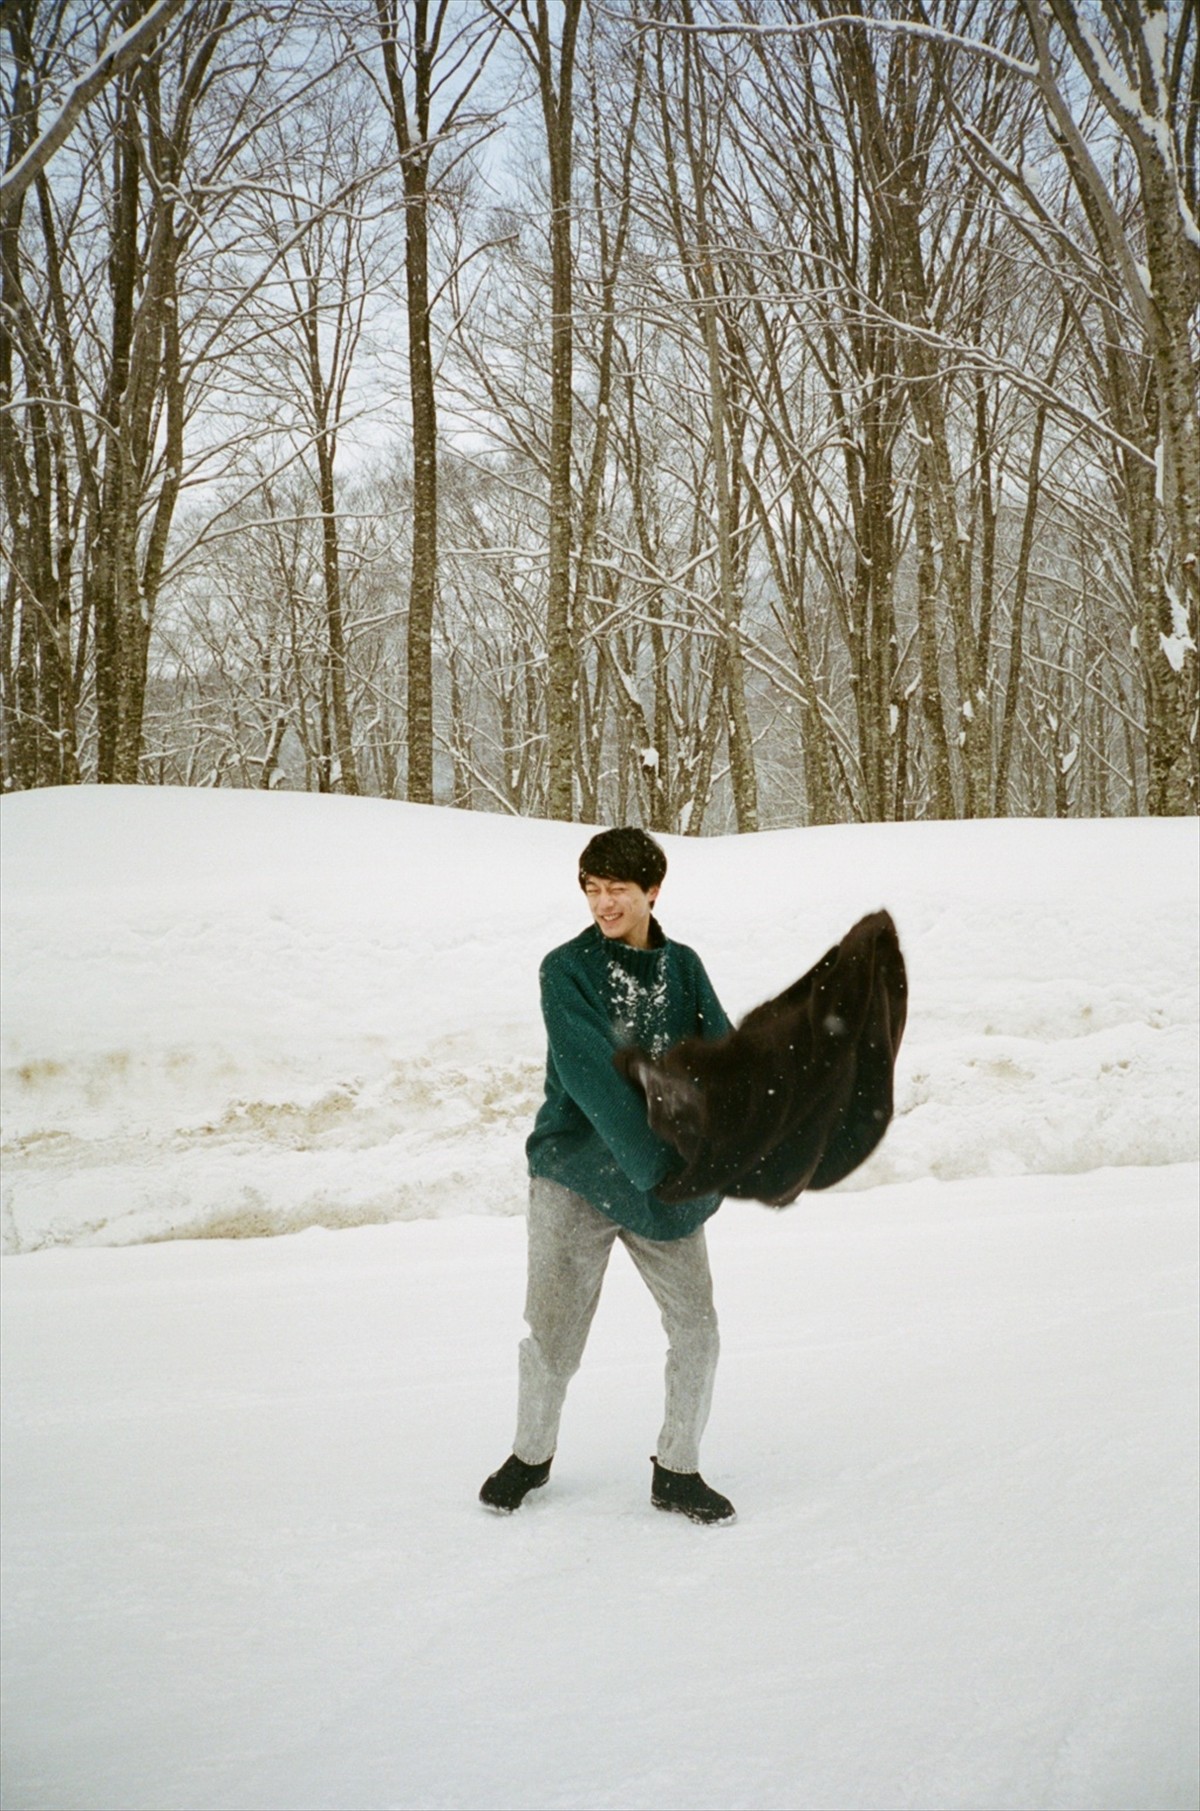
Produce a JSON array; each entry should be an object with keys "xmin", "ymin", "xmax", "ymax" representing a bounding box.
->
[{"xmin": 540, "ymin": 960, "xmax": 676, "ymax": 1193}]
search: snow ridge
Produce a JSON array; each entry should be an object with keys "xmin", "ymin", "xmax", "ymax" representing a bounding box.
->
[{"xmin": 2, "ymin": 789, "xmax": 1196, "ymax": 1251}]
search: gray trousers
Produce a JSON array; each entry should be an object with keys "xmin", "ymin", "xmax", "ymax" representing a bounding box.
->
[{"xmin": 514, "ymin": 1175, "xmax": 720, "ymax": 1474}]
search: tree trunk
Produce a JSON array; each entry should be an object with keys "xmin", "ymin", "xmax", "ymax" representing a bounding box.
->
[
  {"xmin": 914, "ymin": 477, "xmax": 957, "ymax": 818},
  {"xmin": 313, "ymin": 432, "xmax": 360, "ymax": 796},
  {"xmin": 523, "ymin": 0, "xmax": 581, "ymax": 821},
  {"xmin": 403, "ymin": 159, "xmax": 437, "ymax": 805},
  {"xmin": 92, "ymin": 77, "xmax": 139, "ymax": 783},
  {"xmin": 376, "ymin": 0, "xmax": 439, "ymax": 805},
  {"xmin": 996, "ymin": 398, "xmax": 1048, "ymax": 812},
  {"xmin": 1026, "ymin": 0, "xmax": 1198, "ymax": 812},
  {"xmin": 667, "ymin": 8, "xmax": 758, "ymax": 832}
]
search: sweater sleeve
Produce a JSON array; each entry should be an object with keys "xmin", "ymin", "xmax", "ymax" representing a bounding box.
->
[
  {"xmin": 540, "ymin": 957, "xmax": 676, "ymax": 1193},
  {"xmin": 692, "ymin": 952, "xmax": 732, "ymax": 1040}
]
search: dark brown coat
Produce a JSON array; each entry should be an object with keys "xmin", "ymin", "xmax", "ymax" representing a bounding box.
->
[{"xmin": 613, "ymin": 910, "xmax": 907, "ymax": 1206}]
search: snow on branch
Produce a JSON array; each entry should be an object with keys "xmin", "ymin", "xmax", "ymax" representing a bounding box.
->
[
  {"xmin": 616, "ymin": 8, "xmax": 1040, "ymax": 81},
  {"xmin": 0, "ymin": 0, "xmax": 191, "ymax": 212}
]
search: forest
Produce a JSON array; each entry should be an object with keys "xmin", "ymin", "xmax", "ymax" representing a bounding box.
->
[{"xmin": 1, "ymin": 0, "xmax": 1197, "ymax": 830}]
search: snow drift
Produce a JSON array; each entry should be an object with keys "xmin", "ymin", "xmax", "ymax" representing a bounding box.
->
[{"xmin": 1, "ymin": 788, "xmax": 1195, "ymax": 1251}]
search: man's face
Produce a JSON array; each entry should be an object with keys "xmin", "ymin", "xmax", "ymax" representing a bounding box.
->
[{"xmin": 583, "ymin": 874, "xmax": 659, "ymax": 949}]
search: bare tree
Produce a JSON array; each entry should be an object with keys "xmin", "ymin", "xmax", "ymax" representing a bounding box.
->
[
  {"xmin": 489, "ymin": 0, "xmax": 582, "ymax": 820},
  {"xmin": 225, "ymin": 63, "xmax": 420, "ymax": 796},
  {"xmin": 7, "ymin": 0, "xmax": 1184, "ymax": 831},
  {"xmin": 934, "ymin": 0, "xmax": 1197, "ymax": 810},
  {"xmin": 1021, "ymin": 0, "xmax": 1198, "ymax": 813},
  {"xmin": 0, "ymin": 0, "xmax": 192, "ymax": 209},
  {"xmin": 372, "ymin": 0, "xmax": 504, "ymax": 804},
  {"xmin": 648, "ymin": 3, "xmax": 759, "ymax": 832},
  {"xmin": 0, "ymin": 1, "xmax": 340, "ymax": 786}
]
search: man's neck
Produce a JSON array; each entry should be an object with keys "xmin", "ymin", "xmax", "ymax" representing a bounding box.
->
[{"xmin": 616, "ymin": 914, "xmax": 661, "ymax": 952}]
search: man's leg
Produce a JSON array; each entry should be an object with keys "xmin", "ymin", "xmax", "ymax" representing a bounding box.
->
[
  {"xmin": 512, "ymin": 1176, "xmax": 620, "ymax": 1466},
  {"xmin": 620, "ymin": 1224, "xmax": 719, "ymax": 1474}
]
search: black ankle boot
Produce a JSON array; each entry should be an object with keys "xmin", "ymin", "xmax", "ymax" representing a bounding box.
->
[
  {"xmin": 651, "ymin": 1457, "xmax": 736, "ymax": 1525},
  {"xmin": 479, "ymin": 1453, "xmax": 552, "ymax": 1513}
]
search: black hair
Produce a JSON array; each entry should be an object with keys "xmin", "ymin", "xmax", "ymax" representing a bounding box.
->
[{"xmin": 578, "ymin": 826, "xmax": 667, "ymax": 893}]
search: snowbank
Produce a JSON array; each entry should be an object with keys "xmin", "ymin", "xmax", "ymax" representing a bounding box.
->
[{"xmin": 2, "ymin": 788, "xmax": 1197, "ymax": 1250}]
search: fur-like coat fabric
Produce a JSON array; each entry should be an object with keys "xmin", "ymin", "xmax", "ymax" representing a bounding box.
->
[{"xmin": 613, "ymin": 910, "xmax": 907, "ymax": 1207}]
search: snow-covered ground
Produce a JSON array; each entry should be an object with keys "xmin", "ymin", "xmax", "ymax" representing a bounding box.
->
[
  {"xmin": 3, "ymin": 789, "xmax": 1196, "ymax": 1251},
  {"xmin": 2, "ymin": 788, "xmax": 1198, "ymax": 1811}
]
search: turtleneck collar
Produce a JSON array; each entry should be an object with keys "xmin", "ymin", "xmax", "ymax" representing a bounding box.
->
[{"xmin": 588, "ymin": 914, "xmax": 667, "ymax": 978}]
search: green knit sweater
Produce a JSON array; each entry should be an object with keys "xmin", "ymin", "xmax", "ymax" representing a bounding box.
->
[{"xmin": 526, "ymin": 919, "xmax": 731, "ymax": 1240}]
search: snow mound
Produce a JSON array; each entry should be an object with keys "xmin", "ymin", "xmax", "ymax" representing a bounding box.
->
[{"xmin": 2, "ymin": 788, "xmax": 1196, "ymax": 1250}]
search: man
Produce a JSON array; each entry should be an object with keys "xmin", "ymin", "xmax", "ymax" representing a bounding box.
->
[{"xmin": 480, "ymin": 826, "xmax": 737, "ymax": 1524}]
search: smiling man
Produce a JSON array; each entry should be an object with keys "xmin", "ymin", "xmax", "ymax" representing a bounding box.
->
[{"xmin": 480, "ymin": 826, "xmax": 737, "ymax": 1524}]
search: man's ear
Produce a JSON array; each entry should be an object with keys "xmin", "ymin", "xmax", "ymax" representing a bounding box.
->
[{"xmin": 647, "ymin": 885, "xmax": 660, "ymax": 907}]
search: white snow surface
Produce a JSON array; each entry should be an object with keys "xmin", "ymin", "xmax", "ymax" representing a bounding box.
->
[
  {"xmin": 2, "ymin": 787, "xmax": 1197, "ymax": 1251},
  {"xmin": 2, "ymin": 789, "xmax": 1198, "ymax": 1810}
]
